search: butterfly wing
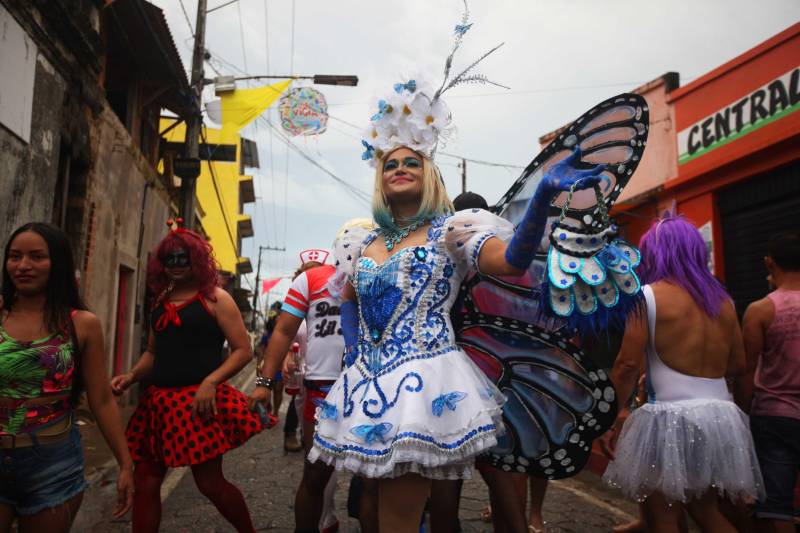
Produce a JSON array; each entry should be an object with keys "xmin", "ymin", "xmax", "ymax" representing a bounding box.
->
[
  {"xmin": 453, "ymin": 94, "xmax": 648, "ymax": 477},
  {"xmin": 494, "ymin": 93, "xmax": 649, "ymax": 230},
  {"xmin": 455, "ymin": 272, "xmax": 617, "ymax": 478}
]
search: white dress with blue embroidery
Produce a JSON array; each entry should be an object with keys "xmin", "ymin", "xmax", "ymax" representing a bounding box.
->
[{"xmin": 307, "ymin": 210, "xmax": 509, "ymax": 479}]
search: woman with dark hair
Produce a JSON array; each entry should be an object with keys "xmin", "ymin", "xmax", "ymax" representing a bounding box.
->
[
  {"xmin": 0, "ymin": 222, "xmax": 133, "ymax": 532},
  {"xmin": 601, "ymin": 216, "xmax": 764, "ymax": 532},
  {"xmin": 110, "ymin": 223, "xmax": 261, "ymax": 533}
]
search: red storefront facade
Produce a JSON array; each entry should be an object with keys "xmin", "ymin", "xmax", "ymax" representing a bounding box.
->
[{"xmin": 616, "ymin": 22, "xmax": 800, "ymax": 314}]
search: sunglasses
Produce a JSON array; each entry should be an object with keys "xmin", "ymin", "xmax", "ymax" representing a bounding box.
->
[
  {"xmin": 383, "ymin": 156, "xmax": 423, "ymax": 172},
  {"xmin": 164, "ymin": 250, "xmax": 190, "ymax": 268}
]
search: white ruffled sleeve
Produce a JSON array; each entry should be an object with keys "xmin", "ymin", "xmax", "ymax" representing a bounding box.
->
[
  {"xmin": 327, "ymin": 226, "xmax": 375, "ymax": 298},
  {"xmin": 443, "ymin": 208, "xmax": 514, "ymax": 274}
]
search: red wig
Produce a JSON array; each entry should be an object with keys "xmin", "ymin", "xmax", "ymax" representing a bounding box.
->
[{"xmin": 147, "ymin": 229, "xmax": 220, "ymax": 307}]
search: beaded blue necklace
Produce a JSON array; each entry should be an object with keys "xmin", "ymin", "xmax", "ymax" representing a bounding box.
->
[{"xmin": 383, "ymin": 218, "xmax": 427, "ymax": 251}]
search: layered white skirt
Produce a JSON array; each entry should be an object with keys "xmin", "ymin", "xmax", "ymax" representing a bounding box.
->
[
  {"xmin": 307, "ymin": 348, "xmax": 505, "ymax": 479},
  {"xmin": 603, "ymin": 398, "xmax": 764, "ymax": 503}
]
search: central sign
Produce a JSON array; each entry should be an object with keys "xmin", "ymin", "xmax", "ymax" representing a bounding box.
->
[{"xmin": 677, "ymin": 66, "xmax": 800, "ymax": 165}]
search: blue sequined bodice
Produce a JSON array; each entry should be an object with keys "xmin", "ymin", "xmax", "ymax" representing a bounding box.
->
[{"xmin": 354, "ymin": 217, "xmax": 460, "ymax": 376}]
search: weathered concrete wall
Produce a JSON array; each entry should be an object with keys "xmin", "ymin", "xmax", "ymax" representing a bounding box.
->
[
  {"xmin": 82, "ymin": 105, "xmax": 172, "ymax": 376},
  {"xmin": 0, "ymin": 53, "xmax": 66, "ymax": 240}
]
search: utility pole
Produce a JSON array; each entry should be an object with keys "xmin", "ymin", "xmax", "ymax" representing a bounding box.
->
[
  {"xmin": 251, "ymin": 244, "xmax": 286, "ymax": 331},
  {"xmin": 461, "ymin": 158, "xmax": 467, "ymax": 194},
  {"xmin": 180, "ymin": 0, "xmax": 208, "ymax": 225}
]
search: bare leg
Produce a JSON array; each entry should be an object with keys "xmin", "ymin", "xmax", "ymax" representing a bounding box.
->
[
  {"xmin": 18, "ymin": 493, "xmax": 83, "ymax": 533},
  {"xmin": 191, "ymin": 456, "xmax": 255, "ymax": 533},
  {"xmin": 718, "ymin": 496, "xmax": 756, "ymax": 533},
  {"xmin": 295, "ymin": 416, "xmax": 334, "ymax": 530},
  {"xmin": 378, "ymin": 474, "xmax": 430, "ymax": 533},
  {"xmin": 613, "ymin": 502, "xmax": 647, "ymax": 533},
  {"xmin": 132, "ymin": 461, "xmax": 167, "ymax": 533},
  {"xmin": 429, "ymin": 479, "xmax": 463, "ymax": 533},
  {"xmin": 0, "ymin": 503, "xmax": 15, "ymax": 533},
  {"xmin": 359, "ymin": 478, "xmax": 379, "ymax": 533},
  {"xmin": 479, "ymin": 467, "xmax": 527, "ymax": 533},
  {"xmin": 641, "ymin": 492, "xmax": 685, "ymax": 533},
  {"xmin": 528, "ymin": 477, "xmax": 548, "ymax": 532},
  {"xmin": 684, "ymin": 490, "xmax": 737, "ymax": 533}
]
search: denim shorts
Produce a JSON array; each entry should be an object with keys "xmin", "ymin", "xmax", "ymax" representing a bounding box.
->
[
  {"xmin": 750, "ymin": 414, "xmax": 800, "ymax": 521},
  {"xmin": 0, "ymin": 425, "xmax": 87, "ymax": 515}
]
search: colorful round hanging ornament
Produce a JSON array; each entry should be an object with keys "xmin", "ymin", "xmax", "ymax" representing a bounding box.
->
[{"xmin": 279, "ymin": 87, "xmax": 329, "ymax": 136}]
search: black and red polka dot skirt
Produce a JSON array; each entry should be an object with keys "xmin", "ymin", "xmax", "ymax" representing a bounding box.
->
[{"xmin": 125, "ymin": 383, "xmax": 263, "ymax": 467}]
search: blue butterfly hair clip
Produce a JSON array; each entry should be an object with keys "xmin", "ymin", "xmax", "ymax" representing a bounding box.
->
[
  {"xmin": 393, "ymin": 80, "xmax": 417, "ymax": 94},
  {"xmin": 454, "ymin": 23, "xmax": 472, "ymax": 36},
  {"xmin": 361, "ymin": 140, "xmax": 375, "ymax": 161},
  {"xmin": 370, "ymin": 100, "xmax": 391, "ymax": 122}
]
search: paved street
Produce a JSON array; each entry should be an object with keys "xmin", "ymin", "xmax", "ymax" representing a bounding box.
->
[{"xmin": 77, "ymin": 369, "xmax": 640, "ymax": 533}]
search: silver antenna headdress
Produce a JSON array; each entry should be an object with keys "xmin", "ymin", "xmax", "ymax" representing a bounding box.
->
[{"xmin": 360, "ymin": 0, "xmax": 507, "ymax": 167}]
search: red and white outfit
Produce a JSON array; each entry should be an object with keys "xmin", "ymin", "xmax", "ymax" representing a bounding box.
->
[{"xmin": 282, "ymin": 265, "xmax": 345, "ymax": 422}]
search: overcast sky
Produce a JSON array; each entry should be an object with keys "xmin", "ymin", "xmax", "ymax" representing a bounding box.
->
[{"xmin": 150, "ymin": 0, "xmax": 799, "ymax": 307}]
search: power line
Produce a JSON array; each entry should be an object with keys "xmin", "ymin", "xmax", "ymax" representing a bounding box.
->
[
  {"xmin": 236, "ymin": 0, "xmax": 249, "ymax": 75},
  {"xmin": 178, "ymin": 0, "xmax": 194, "ymax": 35},
  {"xmin": 325, "ymin": 80, "xmax": 678, "ymax": 108},
  {"xmin": 199, "ymin": 127, "xmax": 241, "ymax": 258},
  {"xmin": 290, "ymin": 0, "xmax": 296, "ymax": 74},
  {"xmin": 438, "ymin": 152, "xmax": 524, "ymax": 169},
  {"xmin": 258, "ymin": 117, "xmax": 372, "ymax": 206},
  {"xmin": 327, "ymin": 114, "xmax": 525, "ymax": 170}
]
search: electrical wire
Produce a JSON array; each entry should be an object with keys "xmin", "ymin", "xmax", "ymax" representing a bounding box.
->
[
  {"xmin": 178, "ymin": 0, "xmax": 194, "ymax": 35},
  {"xmin": 236, "ymin": 0, "xmax": 249, "ymax": 75},
  {"xmin": 199, "ymin": 127, "xmax": 241, "ymax": 259},
  {"xmin": 258, "ymin": 117, "xmax": 372, "ymax": 206},
  {"xmin": 328, "ymin": 114, "xmax": 525, "ymax": 169}
]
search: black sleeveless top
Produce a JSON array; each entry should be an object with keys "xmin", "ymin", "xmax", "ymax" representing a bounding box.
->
[{"xmin": 150, "ymin": 294, "xmax": 225, "ymax": 387}]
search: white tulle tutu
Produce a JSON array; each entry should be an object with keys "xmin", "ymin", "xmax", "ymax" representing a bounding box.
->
[
  {"xmin": 603, "ymin": 398, "xmax": 764, "ymax": 503},
  {"xmin": 307, "ymin": 348, "xmax": 505, "ymax": 479}
]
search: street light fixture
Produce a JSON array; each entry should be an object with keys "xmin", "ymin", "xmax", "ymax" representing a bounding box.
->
[{"xmin": 212, "ymin": 74, "xmax": 358, "ymax": 93}]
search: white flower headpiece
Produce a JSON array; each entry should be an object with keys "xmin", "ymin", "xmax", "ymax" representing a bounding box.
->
[{"xmin": 361, "ymin": 0, "xmax": 507, "ymax": 167}]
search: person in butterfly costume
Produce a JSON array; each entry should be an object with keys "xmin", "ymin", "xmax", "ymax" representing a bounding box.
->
[{"xmin": 304, "ymin": 62, "xmax": 611, "ymax": 533}]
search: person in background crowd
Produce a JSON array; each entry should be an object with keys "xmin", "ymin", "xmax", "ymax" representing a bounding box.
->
[
  {"xmin": 250, "ymin": 234, "xmax": 368, "ymax": 533},
  {"xmin": 602, "ymin": 215, "xmax": 763, "ymax": 533},
  {"xmin": 256, "ymin": 301, "xmax": 285, "ymax": 428},
  {"xmin": 111, "ymin": 221, "xmax": 261, "ymax": 533},
  {"xmin": 737, "ymin": 230, "xmax": 800, "ymax": 533},
  {"xmin": 0, "ymin": 222, "xmax": 133, "ymax": 532}
]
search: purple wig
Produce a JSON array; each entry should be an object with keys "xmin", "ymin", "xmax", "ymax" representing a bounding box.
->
[{"xmin": 638, "ymin": 215, "xmax": 729, "ymax": 318}]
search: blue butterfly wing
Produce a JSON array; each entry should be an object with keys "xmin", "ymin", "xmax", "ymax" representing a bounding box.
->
[{"xmin": 451, "ymin": 94, "xmax": 649, "ymax": 478}]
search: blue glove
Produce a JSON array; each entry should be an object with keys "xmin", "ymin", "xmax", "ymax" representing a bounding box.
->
[
  {"xmin": 504, "ymin": 147, "xmax": 605, "ymax": 270},
  {"xmin": 340, "ymin": 300, "xmax": 359, "ymax": 368}
]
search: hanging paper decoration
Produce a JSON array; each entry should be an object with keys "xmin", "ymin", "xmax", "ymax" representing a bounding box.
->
[
  {"xmin": 261, "ymin": 278, "xmax": 282, "ymax": 294},
  {"xmin": 279, "ymin": 87, "xmax": 329, "ymax": 136}
]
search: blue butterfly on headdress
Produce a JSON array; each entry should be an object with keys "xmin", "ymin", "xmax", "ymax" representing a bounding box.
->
[
  {"xmin": 312, "ymin": 398, "xmax": 338, "ymax": 421},
  {"xmin": 361, "ymin": 140, "xmax": 375, "ymax": 161},
  {"xmin": 454, "ymin": 23, "xmax": 473, "ymax": 36},
  {"xmin": 350, "ymin": 422, "xmax": 393, "ymax": 445},
  {"xmin": 371, "ymin": 99, "xmax": 391, "ymax": 122},
  {"xmin": 393, "ymin": 80, "xmax": 417, "ymax": 94},
  {"xmin": 432, "ymin": 391, "xmax": 467, "ymax": 416}
]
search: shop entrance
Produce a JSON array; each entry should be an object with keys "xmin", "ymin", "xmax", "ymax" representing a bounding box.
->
[{"xmin": 719, "ymin": 160, "xmax": 800, "ymax": 316}]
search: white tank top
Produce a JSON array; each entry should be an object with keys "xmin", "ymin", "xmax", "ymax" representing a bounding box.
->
[{"xmin": 642, "ymin": 284, "xmax": 730, "ymax": 403}]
